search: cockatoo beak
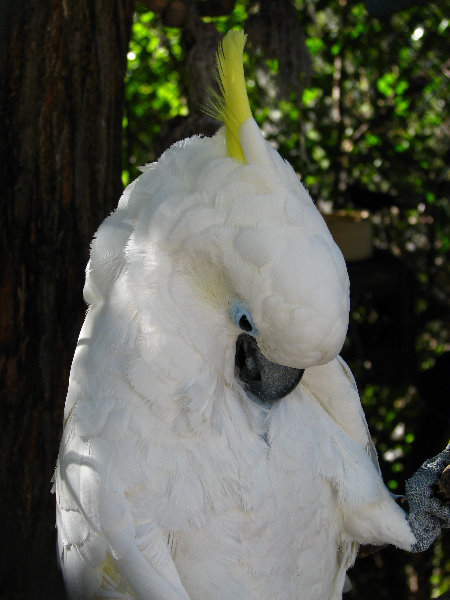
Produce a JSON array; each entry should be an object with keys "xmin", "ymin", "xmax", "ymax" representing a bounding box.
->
[{"xmin": 235, "ymin": 333, "xmax": 304, "ymax": 404}]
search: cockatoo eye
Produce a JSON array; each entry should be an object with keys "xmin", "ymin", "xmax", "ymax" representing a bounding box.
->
[
  {"xmin": 238, "ymin": 314, "xmax": 253, "ymax": 332},
  {"xmin": 229, "ymin": 299, "xmax": 258, "ymax": 336}
]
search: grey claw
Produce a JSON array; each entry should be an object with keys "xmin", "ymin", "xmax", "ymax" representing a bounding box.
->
[
  {"xmin": 427, "ymin": 497, "xmax": 450, "ymax": 524},
  {"xmin": 405, "ymin": 446, "xmax": 450, "ymax": 553}
]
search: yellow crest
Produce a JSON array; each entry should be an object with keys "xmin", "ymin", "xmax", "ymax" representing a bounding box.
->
[{"xmin": 209, "ymin": 31, "xmax": 252, "ymax": 162}]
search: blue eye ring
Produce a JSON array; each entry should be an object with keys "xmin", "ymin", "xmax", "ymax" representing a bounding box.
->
[{"xmin": 229, "ymin": 299, "xmax": 259, "ymax": 336}]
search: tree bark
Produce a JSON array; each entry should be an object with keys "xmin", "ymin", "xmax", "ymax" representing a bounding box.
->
[{"xmin": 0, "ymin": 1, "xmax": 135, "ymax": 597}]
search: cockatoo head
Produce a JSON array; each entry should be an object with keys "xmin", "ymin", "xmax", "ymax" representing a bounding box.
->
[{"xmin": 87, "ymin": 31, "xmax": 349, "ymax": 408}]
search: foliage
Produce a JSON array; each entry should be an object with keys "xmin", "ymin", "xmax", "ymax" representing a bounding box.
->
[
  {"xmin": 123, "ymin": 11, "xmax": 188, "ymax": 186},
  {"xmin": 123, "ymin": 1, "xmax": 449, "ymax": 597}
]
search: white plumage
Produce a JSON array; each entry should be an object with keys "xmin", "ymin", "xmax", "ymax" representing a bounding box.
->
[{"xmin": 54, "ymin": 31, "xmax": 416, "ymax": 600}]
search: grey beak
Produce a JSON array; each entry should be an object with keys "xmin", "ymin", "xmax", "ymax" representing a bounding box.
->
[{"xmin": 235, "ymin": 333, "xmax": 304, "ymax": 404}]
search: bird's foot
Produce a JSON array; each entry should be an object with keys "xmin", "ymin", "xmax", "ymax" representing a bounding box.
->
[{"xmin": 405, "ymin": 445, "xmax": 450, "ymax": 552}]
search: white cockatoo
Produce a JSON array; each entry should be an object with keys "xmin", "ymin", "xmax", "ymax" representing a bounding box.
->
[{"xmin": 54, "ymin": 31, "xmax": 450, "ymax": 600}]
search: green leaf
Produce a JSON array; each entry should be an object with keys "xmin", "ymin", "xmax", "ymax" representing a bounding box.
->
[
  {"xmin": 331, "ymin": 43, "xmax": 341, "ymax": 56},
  {"xmin": 302, "ymin": 88, "xmax": 321, "ymax": 107},
  {"xmin": 395, "ymin": 80, "xmax": 409, "ymax": 95},
  {"xmin": 365, "ymin": 133, "xmax": 381, "ymax": 146},
  {"xmin": 350, "ymin": 22, "xmax": 365, "ymax": 38},
  {"xmin": 394, "ymin": 140, "xmax": 409, "ymax": 152},
  {"xmin": 305, "ymin": 37, "xmax": 324, "ymax": 55},
  {"xmin": 394, "ymin": 97, "xmax": 410, "ymax": 116},
  {"xmin": 377, "ymin": 72, "xmax": 397, "ymax": 96},
  {"xmin": 121, "ymin": 170, "xmax": 130, "ymax": 187}
]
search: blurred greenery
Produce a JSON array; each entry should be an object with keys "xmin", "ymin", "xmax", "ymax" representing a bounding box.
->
[{"xmin": 123, "ymin": 1, "xmax": 449, "ymax": 597}]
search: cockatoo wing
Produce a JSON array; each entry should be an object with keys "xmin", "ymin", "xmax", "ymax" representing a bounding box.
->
[
  {"xmin": 300, "ymin": 356, "xmax": 416, "ymax": 550},
  {"xmin": 301, "ymin": 356, "xmax": 378, "ymax": 466},
  {"xmin": 55, "ymin": 422, "xmax": 191, "ymax": 600},
  {"xmin": 55, "ymin": 289, "xmax": 192, "ymax": 600}
]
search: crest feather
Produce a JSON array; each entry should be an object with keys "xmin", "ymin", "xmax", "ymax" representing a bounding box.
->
[{"xmin": 209, "ymin": 31, "xmax": 252, "ymax": 162}]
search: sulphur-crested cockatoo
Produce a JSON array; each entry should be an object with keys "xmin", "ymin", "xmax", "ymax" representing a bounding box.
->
[{"xmin": 54, "ymin": 31, "xmax": 450, "ymax": 600}]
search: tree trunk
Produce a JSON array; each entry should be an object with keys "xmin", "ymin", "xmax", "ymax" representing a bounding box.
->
[{"xmin": 0, "ymin": 1, "xmax": 135, "ymax": 597}]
